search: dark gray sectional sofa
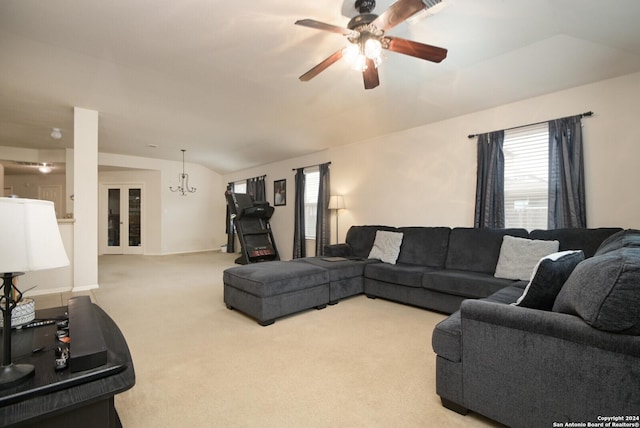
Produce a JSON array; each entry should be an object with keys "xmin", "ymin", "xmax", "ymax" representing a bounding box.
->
[
  {"xmin": 432, "ymin": 228, "xmax": 640, "ymax": 427},
  {"xmin": 320, "ymin": 225, "xmax": 620, "ymax": 313},
  {"xmin": 223, "ymin": 225, "xmax": 640, "ymax": 426}
]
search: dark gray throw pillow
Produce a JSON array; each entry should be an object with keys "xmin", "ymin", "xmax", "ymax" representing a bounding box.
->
[
  {"xmin": 595, "ymin": 229, "xmax": 640, "ymax": 256},
  {"xmin": 513, "ymin": 250, "xmax": 584, "ymax": 311},
  {"xmin": 553, "ymin": 247, "xmax": 640, "ymax": 335}
]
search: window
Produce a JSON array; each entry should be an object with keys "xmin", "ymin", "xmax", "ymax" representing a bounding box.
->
[
  {"xmin": 503, "ymin": 123, "xmax": 549, "ymax": 230},
  {"xmin": 304, "ymin": 168, "xmax": 319, "ymax": 239},
  {"xmin": 233, "ymin": 181, "xmax": 247, "ymax": 194}
]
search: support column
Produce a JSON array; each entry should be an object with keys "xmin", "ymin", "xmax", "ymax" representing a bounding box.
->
[{"xmin": 73, "ymin": 107, "xmax": 99, "ymax": 291}]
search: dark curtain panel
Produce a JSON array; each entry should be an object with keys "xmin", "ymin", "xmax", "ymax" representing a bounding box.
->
[
  {"xmin": 225, "ymin": 183, "xmax": 235, "ymax": 253},
  {"xmin": 474, "ymin": 130, "xmax": 505, "ymax": 228},
  {"xmin": 548, "ymin": 115, "xmax": 586, "ymax": 228},
  {"xmin": 293, "ymin": 168, "xmax": 306, "ymax": 259},
  {"xmin": 315, "ymin": 163, "xmax": 331, "ymax": 256},
  {"xmin": 246, "ymin": 176, "xmax": 266, "ymax": 202}
]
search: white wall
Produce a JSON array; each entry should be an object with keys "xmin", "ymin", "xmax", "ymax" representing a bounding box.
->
[{"xmin": 224, "ymin": 72, "xmax": 640, "ymax": 260}]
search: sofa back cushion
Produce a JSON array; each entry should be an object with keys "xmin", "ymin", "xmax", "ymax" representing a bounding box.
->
[
  {"xmin": 396, "ymin": 227, "xmax": 451, "ymax": 268},
  {"xmin": 445, "ymin": 228, "xmax": 529, "ymax": 274},
  {"xmin": 345, "ymin": 225, "xmax": 396, "ymax": 258},
  {"xmin": 553, "ymin": 247, "xmax": 640, "ymax": 335},
  {"xmin": 594, "ymin": 229, "xmax": 640, "ymax": 256},
  {"xmin": 529, "ymin": 227, "xmax": 622, "ymax": 258}
]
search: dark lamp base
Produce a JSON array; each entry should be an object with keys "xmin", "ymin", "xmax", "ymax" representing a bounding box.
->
[{"xmin": 0, "ymin": 363, "xmax": 35, "ymax": 387}]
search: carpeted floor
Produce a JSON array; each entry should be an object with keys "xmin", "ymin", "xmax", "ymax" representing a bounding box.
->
[{"xmin": 33, "ymin": 251, "xmax": 504, "ymax": 427}]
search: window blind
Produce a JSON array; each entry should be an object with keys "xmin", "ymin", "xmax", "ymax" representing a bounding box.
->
[
  {"xmin": 503, "ymin": 123, "xmax": 549, "ymax": 230},
  {"xmin": 304, "ymin": 169, "xmax": 320, "ymax": 239}
]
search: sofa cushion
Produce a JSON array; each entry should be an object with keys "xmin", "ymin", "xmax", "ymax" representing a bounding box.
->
[
  {"xmin": 223, "ymin": 261, "xmax": 329, "ymax": 297},
  {"xmin": 293, "ymin": 257, "xmax": 375, "ymax": 281},
  {"xmin": 396, "ymin": 227, "xmax": 451, "ymax": 268},
  {"xmin": 553, "ymin": 248, "xmax": 640, "ymax": 335},
  {"xmin": 513, "ymin": 250, "xmax": 584, "ymax": 311},
  {"xmin": 494, "ymin": 235, "xmax": 559, "ymax": 280},
  {"xmin": 432, "ymin": 283, "xmax": 526, "ymax": 363},
  {"xmin": 345, "ymin": 225, "xmax": 396, "ymax": 258},
  {"xmin": 445, "ymin": 228, "xmax": 529, "ymax": 274},
  {"xmin": 364, "ymin": 263, "xmax": 435, "ymax": 288},
  {"xmin": 368, "ymin": 230, "xmax": 404, "ymax": 264},
  {"xmin": 432, "ymin": 311, "xmax": 462, "ymax": 362},
  {"xmin": 423, "ymin": 269, "xmax": 517, "ymax": 299},
  {"xmin": 594, "ymin": 229, "xmax": 640, "ymax": 256},
  {"xmin": 530, "ymin": 227, "xmax": 622, "ymax": 258},
  {"xmin": 485, "ymin": 282, "xmax": 528, "ymax": 304}
]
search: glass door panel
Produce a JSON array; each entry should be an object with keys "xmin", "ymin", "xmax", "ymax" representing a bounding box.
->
[
  {"xmin": 102, "ymin": 185, "xmax": 143, "ymax": 254},
  {"xmin": 128, "ymin": 188, "xmax": 141, "ymax": 247},
  {"xmin": 108, "ymin": 188, "xmax": 121, "ymax": 247}
]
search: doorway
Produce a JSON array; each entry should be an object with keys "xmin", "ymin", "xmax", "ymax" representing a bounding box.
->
[{"xmin": 100, "ymin": 184, "xmax": 143, "ymax": 254}]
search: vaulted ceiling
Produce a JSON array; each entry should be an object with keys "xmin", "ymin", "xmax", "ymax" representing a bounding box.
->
[{"xmin": 2, "ymin": 0, "xmax": 640, "ymax": 174}]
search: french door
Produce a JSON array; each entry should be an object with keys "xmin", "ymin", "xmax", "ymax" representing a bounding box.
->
[{"xmin": 101, "ymin": 184, "xmax": 143, "ymax": 254}]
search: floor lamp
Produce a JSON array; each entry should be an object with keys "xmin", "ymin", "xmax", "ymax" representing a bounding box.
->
[
  {"xmin": 0, "ymin": 198, "xmax": 70, "ymax": 387},
  {"xmin": 328, "ymin": 195, "xmax": 345, "ymax": 244}
]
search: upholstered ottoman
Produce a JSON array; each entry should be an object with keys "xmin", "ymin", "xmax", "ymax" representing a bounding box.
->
[
  {"xmin": 293, "ymin": 257, "xmax": 376, "ymax": 304},
  {"xmin": 223, "ymin": 261, "xmax": 330, "ymax": 326}
]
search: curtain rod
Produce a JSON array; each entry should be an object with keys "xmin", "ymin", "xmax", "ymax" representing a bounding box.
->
[
  {"xmin": 227, "ymin": 175, "xmax": 266, "ymax": 186},
  {"xmin": 292, "ymin": 161, "xmax": 331, "ymax": 171},
  {"xmin": 467, "ymin": 111, "xmax": 593, "ymax": 139}
]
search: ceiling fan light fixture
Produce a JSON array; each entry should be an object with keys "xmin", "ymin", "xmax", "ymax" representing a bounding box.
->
[
  {"xmin": 343, "ymin": 43, "xmax": 366, "ymax": 71},
  {"xmin": 364, "ymin": 38, "xmax": 382, "ymax": 60}
]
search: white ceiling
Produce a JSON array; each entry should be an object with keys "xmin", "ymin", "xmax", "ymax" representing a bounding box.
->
[{"xmin": 2, "ymin": 0, "xmax": 640, "ymax": 174}]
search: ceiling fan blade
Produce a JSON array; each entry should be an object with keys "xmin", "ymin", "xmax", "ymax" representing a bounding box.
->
[
  {"xmin": 295, "ymin": 19, "xmax": 353, "ymax": 35},
  {"xmin": 371, "ymin": 0, "xmax": 426, "ymax": 32},
  {"xmin": 299, "ymin": 50, "xmax": 344, "ymax": 82},
  {"xmin": 362, "ymin": 58, "xmax": 380, "ymax": 90},
  {"xmin": 385, "ymin": 36, "xmax": 447, "ymax": 62}
]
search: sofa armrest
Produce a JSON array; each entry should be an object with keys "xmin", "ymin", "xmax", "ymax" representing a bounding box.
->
[
  {"xmin": 323, "ymin": 243, "xmax": 353, "ymax": 257},
  {"xmin": 459, "ymin": 299, "xmax": 640, "ymax": 426},
  {"xmin": 461, "ymin": 299, "xmax": 640, "ymax": 357}
]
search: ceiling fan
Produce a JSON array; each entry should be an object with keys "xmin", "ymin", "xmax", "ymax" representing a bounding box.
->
[{"xmin": 295, "ymin": 0, "xmax": 448, "ymax": 90}]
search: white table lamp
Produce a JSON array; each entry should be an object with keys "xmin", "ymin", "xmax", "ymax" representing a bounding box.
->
[{"xmin": 0, "ymin": 198, "xmax": 70, "ymax": 386}]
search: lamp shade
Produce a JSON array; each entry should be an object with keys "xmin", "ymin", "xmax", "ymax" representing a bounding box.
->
[
  {"xmin": 0, "ymin": 198, "xmax": 70, "ymax": 273},
  {"xmin": 328, "ymin": 195, "xmax": 345, "ymax": 210}
]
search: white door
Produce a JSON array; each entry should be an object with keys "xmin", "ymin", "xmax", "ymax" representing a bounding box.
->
[{"xmin": 101, "ymin": 184, "xmax": 143, "ymax": 254}]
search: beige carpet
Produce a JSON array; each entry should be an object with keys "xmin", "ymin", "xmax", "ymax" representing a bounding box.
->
[{"xmin": 34, "ymin": 252, "xmax": 504, "ymax": 428}]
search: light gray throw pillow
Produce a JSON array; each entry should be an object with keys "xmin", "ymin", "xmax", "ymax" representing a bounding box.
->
[
  {"xmin": 368, "ymin": 230, "xmax": 403, "ymax": 264},
  {"xmin": 494, "ymin": 235, "xmax": 559, "ymax": 280}
]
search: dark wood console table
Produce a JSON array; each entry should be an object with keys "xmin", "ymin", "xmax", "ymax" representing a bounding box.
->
[{"xmin": 0, "ymin": 304, "xmax": 135, "ymax": 427}]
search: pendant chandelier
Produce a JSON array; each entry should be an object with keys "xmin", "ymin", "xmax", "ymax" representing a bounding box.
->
[{"xmin": 170, "ymin": 149, "xmax": 196, "ymax": 196}]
